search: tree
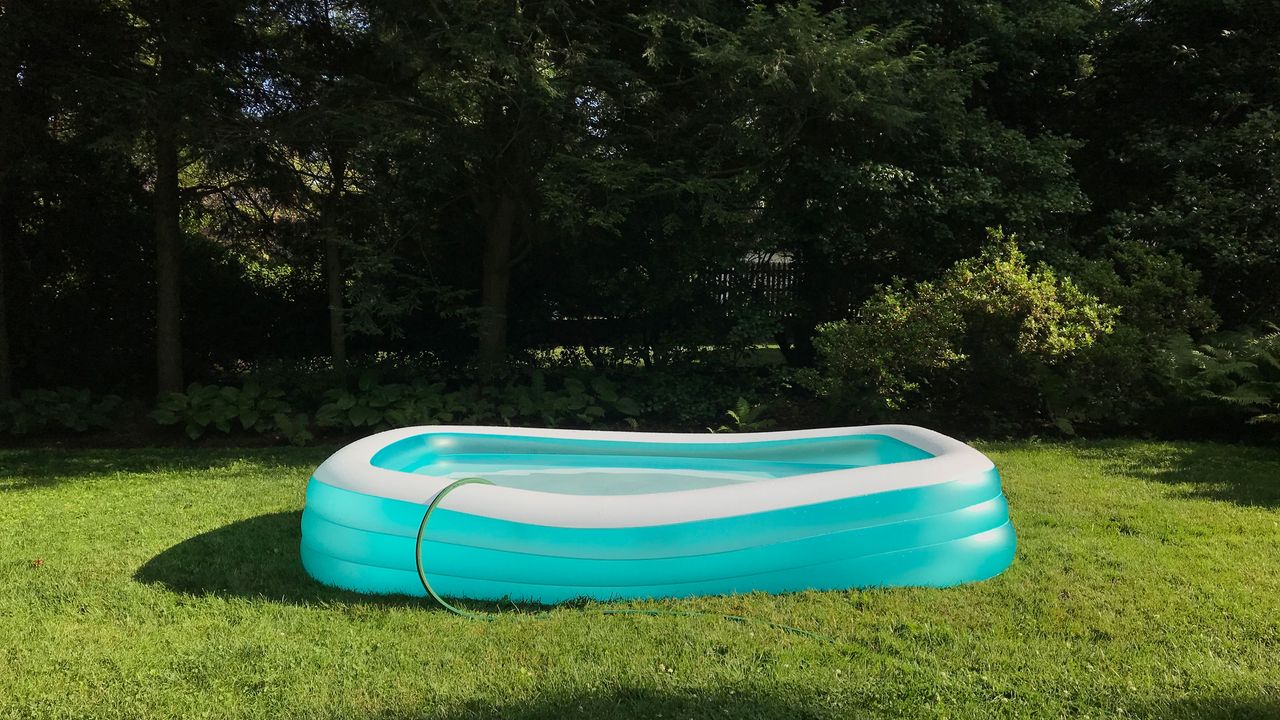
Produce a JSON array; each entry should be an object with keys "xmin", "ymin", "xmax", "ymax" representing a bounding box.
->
[
  {"xmin": 0, "ymin": 0, "xmax": 144, "ymax": 397},
  {"xmin": 371, "ymin": 0, "xmax": 616, "ymax": 367},
  {"xmin": 102, "ymin": 0, "xmax": 255, "ymax": 394},
  {"xmin": 628, "ymin": 2, "xmax": 1083, "ymax": 364},
  {"xmin": 1076, "ymin": 0, "xmax": 1280, "ymax": 326},
  {"xmin": 246, "ymin": 0, "xmax": 381, "ymax": 369}
]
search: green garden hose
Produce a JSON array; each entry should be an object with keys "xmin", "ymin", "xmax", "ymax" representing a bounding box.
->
[
  {"xmin": 413, "ymin": 477, "xmax": 498, "ymax": 620},
  {"xmin": 414, "ymin": 477, "xmax": 831, "ymax": 642}
]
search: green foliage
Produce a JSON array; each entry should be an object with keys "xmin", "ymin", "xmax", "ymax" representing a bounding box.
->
[
  {"xmin": 5, "ymin": 0, "xmax": 1279, "ymax": 442},
  {"xmin": 1163, "ymin": 328, "xmax": 1280, "ymax": 430},
  {"xmin": 619, "ymin": 364, "xmax": 787, "ymax": 430},
  {"xmin": 126, "ymin": 364, "xmax": 789, "ymax": 443},
  {"xmin": 1107, "ymin": 109, "xmax": 1280, "ymax": 325},
  {"xmin": 1079, "ymin": 0, "xmax": 1280, "ymax": 325},
  {"xmin": 1040, "ymin": 241, "xmax": 1221, "ymax": 432},
  {"xmin": 1061, "ymin": 239, "xmax": 1219, "ymax": 337},
  {"xmin": 709, "ymin": 398, "xmax": 775, "ymax": 434},
  {"xmin": 0, "ymin": 388, "xmax": 122, "ymax": 435},
  {"xmin": 944, "ymin": 232, "xmax": 1116, "ymax": 358},
  {"xmin": 150, "ymin": 381, "xmax": 312, "ymax": 445},
  {"xmin": 314, "ymin": 371, "xmax": 642, "ymax": 432},
  {"xmin": 806, "ymin": 231, "xmax": 1115, "ymax": 428},
  {"xmin": 314, "ymin": 377, "xmax": 452, "ymax": 430},
  {"xmin": 807, "ymin": 292, "xmax": 963, "ymax": 413}
]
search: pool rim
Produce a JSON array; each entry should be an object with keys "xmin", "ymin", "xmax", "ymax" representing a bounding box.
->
[{"xmin": 311, "ymin": 425, "xmax": 996, "ymax": 530}]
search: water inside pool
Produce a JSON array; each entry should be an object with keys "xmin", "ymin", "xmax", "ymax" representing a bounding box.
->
[{"xmin": 369, "ymin": 432, "xmax": 934, "ymax": 495}]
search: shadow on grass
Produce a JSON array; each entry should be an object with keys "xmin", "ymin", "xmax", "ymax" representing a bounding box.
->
[
  {"xmin": 0, "ymin": 447, "xmax": 328, "ymax": 491},
  {"xmin": 1066, "ymin": 440, "xmax": 1280, "ymax": 508},
  {"xmin": 135, "ymin": 511, "xmax": 425, "ymax": 609},
  {"xmin": 1132, "ymin": 695, "xmax": 1280, "ymax": 720},
  {"xmin": 135, "ymin": 512, "xmax": 576, "ymax": 614},
  {"xmin": 379, "ymin": 687, "xmax": 829, "ymax": 720},
  {"xmin": 372, "ymin": 689, "xmax": 1280, "ymax": 720}
]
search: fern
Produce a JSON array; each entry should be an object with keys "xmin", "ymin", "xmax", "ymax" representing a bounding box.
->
[
  {"xmin": 709, "ymin": 398, "xmax": 776, "ymax": 433},
  {"xmin": 1167, "ymin": 328, "xmax": 1280, "ymax": 429}
]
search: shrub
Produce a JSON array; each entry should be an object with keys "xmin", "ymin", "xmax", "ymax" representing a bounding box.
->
[
  {"xmin": 622, "ymin": 363, "xmax": 790, "ymax": 428},
  {"xmin": 806, "ymin": 289, "xmax": 963, "ymax": 414},
  {"xmin": 804, "ymin": 230, "xmax": 1116, "ymax": 431},
  {"xmin": 709, "ymin": 398, "xmax": 775, "ymax": 433},
  {"xmin": 143, "ymin": 363, "xmax": 788, "ymax": 442},
  {"xmin": 1042, "ymin": 239, "xmax": 1221, "ymax": 432},
  {"xmin": 0, "ymin": 388, "xmax": 123, "ymax": 435},
  {"xmin": 314, "ymin": 371, "xmax": 643, "ymax": 431},
  {"xmin": 1161, "ymin": 327, "xmax": 1280, "ymax": 432},
  {"xmin": 150, "ymin": 380, "xmax": 312, "ymax": 444}
]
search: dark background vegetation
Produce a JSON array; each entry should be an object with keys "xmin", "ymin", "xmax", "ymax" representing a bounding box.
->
[{"xmin": 1, "ymin": 0, "xmax": 1277, "ymax": 442}]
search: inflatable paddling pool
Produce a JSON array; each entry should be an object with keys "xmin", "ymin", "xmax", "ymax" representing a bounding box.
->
[{"xmin": 300, "ymin": 425, "xmax": 1015, "ymax": 603}]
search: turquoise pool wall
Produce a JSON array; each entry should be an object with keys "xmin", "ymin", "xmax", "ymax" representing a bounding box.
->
[{"xmin": 300, "ymin": 465, "xmax": 1016, "ymax": 602}]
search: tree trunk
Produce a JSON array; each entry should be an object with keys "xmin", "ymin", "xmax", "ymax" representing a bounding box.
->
[
  {"xmin": 323, "ymin": 148, "xmax": 348, "ymax": 368},
  {"xmin": 0, "ymin": 181, "xmax": 12, "ymax": 400},
  {"xmin": 477, "ymin": 193, "xmax": 517, "ymax": 367},
  {"xmin": 778, "ymin": 249, "xmax": 827, "ymax": 367},
  {"xmin": 324, "ymin": 233, "xmax": 346, "ymax": 369},
  {"xmin": 154, "ymin": 89, "xmax": 184, "ymax": 396}
]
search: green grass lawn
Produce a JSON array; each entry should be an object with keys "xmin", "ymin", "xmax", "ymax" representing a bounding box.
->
[{"xmin": 2, "ymin": 440, "xmax": 1278, "ymax": 719}]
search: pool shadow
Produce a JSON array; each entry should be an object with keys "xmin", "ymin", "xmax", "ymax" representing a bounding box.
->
[
  {"xmin": 1132, "ymin": 695, "xmax": 1280, "ymax": 720},
  {"xmin": 135, "ymin": 512, "xmax": 577, "ymax": 613},
  {"xmin": 368, "ymin": 688, "xmax": 1280, "ymax": 719},
  {"xmin": 375, "ymin": 687, "xmax": 828, "ymax": 720},
  {"xmin": 135, "ymin": 511, "xmax": 424, "ymax": 608}
]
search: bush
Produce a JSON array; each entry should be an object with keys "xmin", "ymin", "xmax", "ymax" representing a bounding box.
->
[
  {"xmin": 150, "ymin": 380, "xmax": 312, "ymax": 445},
  {"xmin": 137, "ymin": 361, "xmax": 791, "ymax": 444},
  {"xmin": 708, "ymin": 397, "xmax": 775, "ymax": 433},
  {"xmin": 1161, "ymin": 327, "xmax": 1280, "ymax": 433},
  {"xmin": 806, "ymin": 288, "xmax": 964, "ymax": 414},
  {"xmin": 1042, "ymin": 239, "xmax": 1221, "ymax": 432},
  {"xmin": 314, "ymin": 371, "xmax": 642, "ymax": 431},
  {"xmin": 620, "ymin": 362, "xmax": 792, "ymax": 429},
  {"xmin": 0, "ymin": 388, "xmax": 123, "ymax": 435},
  {"xmin": 141, "ymin": 360, "xmax": 790, "ymax": 443},
  {"xmin": 804, "ymin": 230, "xmax": 1116, "ymax": 431}
]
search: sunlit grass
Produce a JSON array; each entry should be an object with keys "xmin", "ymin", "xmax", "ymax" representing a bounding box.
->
[{"xmin": 1, "ymin": 440, "xmax": 1278, "ymax": 719}]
